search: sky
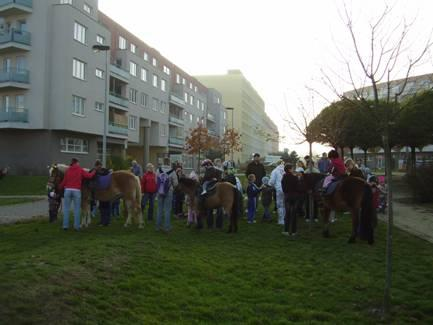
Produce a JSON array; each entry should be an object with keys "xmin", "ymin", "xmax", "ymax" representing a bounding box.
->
[{"xmin": 99, "ymin": 0, "xmax": 433, "ymax": 156}]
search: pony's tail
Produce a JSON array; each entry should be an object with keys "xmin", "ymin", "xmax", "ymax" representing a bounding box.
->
[
  {"xmin": 360, "ymin": 184, "xmax": 374, "ymax": 245},
  {"xmin": 134, "ymin": 176, "xmax": 142, "ymax": 213}
]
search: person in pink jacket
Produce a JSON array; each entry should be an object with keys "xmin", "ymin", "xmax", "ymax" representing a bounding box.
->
[{"xmin": 59, "ymin": 158, "xmax": 95, "ymax": 231}]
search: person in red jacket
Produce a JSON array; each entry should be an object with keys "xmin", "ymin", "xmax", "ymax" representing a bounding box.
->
[
  {"xmin": 323, "ymin": 150, "xmax": 346, "ymax": 192},
  {"xmin": 59, "ymin": 158, "xmax": 95, "ymax": 230},
  {"xmin": 141, "ymin": 163, "xmax": 157, "ymax": 221}
]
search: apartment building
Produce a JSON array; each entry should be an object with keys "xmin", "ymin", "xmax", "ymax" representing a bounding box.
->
[
  {"xmin": 196, "ymin": 70, "xmax": 279, "ymax": 163},
  {"xmin": 0, "ymin": 0, "xmax": 226, "ymax": 174}
]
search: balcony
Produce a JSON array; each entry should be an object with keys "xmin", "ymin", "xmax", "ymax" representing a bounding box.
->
[
  {"xmin": 0, "ymin": 107, "xmax": 28, "ymax": 123},
  {"xmin": 170, "ymin": 94, "xmax": 185, "ymax": 107},
  {"xmin": 208, "ymin": 129, "xmax": 217, "ymax": 136},
  {"xmin": 207, "ymin": 113, "xmax": 216, "ymax": 122},
  {"xmin": 108, "ymin": 122, "xmax": 128, "ymax": 136},
  {"xmin": 168, "ymin": 136, "xmax": 184, "ymax": 147},
  {"xmin": 0, "ymin": 0, "xmax": 32, "ymax": 16},
  {"xmin": 110, "ymin": 64, "xmax": 129, "ymax": 83},
  {"xmin": 0, "ymin": 30, "xmax": 31, "ymax": 53},
  {"xmin": 0, "ymin": 68, "xmax": 30, "ymax": 89},
  {"xmin": 109, "ymin": 92, "xmax": 129, "ymax": 110},
  {"xmin": 169, "ymin": 116, "xmax": 184, "ymax": 127}
]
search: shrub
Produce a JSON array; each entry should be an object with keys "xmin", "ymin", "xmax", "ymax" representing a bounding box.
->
[
  {"xmin": 406, "ymin": 165, "xmax": 433, "ymax": 203},
  {"xmin": 107, "ymin": 156, "xmax": 132, "ymax": 171}
]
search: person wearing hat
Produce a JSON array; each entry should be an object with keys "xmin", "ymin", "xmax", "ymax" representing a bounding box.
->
[{"xmin": 59, "ymin": 158, "xmax": 96, "ymax": 231}]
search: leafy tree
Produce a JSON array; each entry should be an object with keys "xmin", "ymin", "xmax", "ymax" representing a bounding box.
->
[
  {"xmin": 220, "ymin": 128, "xmax": 242, "ymax": 161},
  {"xmin": 185, "ymin": 125, "xmax": 217, "ymax": 172}
]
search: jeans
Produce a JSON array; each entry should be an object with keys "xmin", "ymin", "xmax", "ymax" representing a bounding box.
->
[
  {"xmin": 276, "ymin": 190, "xmax": 286, "ymax": 225},
  {"xmin": 111, "ymin": 199, "xmax": 120, "ymax": 217},
  {"xmin": 156, "ymin": 191, "xmax": 173, "ymax": 231},
  {"xmin": 284, "ymin": 198, "xmax": 299, "ymax": 234},
  {"xmin": 247, "ymin": 197, "xmax": 256, "ymax": 222},
  {"xmin": 142, "ymin": 192, "xmax": 155, "ymax": 221},
  {"xmin": 263, "ymin": 205, "xmax": 271, "ymax": 220},
  {"xmin": 63, "ymin": 189, "xmax": 81, "ymax": 230}
]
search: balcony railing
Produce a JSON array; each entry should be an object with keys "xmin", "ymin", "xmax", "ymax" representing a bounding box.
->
[
  {"xmin": 110, "ymin": 64, "xmax": 129, "ymax": 82},
  {"xmin": 207, "ymin": 113, "xmax": 216, "ymax": 122},
  {"xmin": 0, "ymin": 68, "xmax": 30, "ymax": 84},
  {"xmin": 108, "ymin": 122, "xmax": 128, "ymax": 136},
  {"xmin": 169, "ymin": 137, "xmax": 184, "ymax": 146},
  {"xmin": 109, "ymin": 92, "xmax": 129, "ymax": 108},
  {"xmin": 169, "ymin": 116, "xmax": 184, "ymax": 126},
  {"xmin": 0, "ymin": 29, "xmax": 31, "ymax": 46},
  {"xmin": 0, "ymin": 107, "xmax": 28, "ymax": 122}
]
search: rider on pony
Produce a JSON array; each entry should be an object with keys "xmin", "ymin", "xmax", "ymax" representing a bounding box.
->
[
  {"xmin": 200, "ymin": 159, "xmax": 222, "ymax": 195},
  {"xmin": 322, "ymin": 149, "xmax": 346, "ymax": 195}
]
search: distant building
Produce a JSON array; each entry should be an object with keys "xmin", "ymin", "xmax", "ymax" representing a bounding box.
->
[{"xmin": 196, "ymin": 70, "xmax": 279, "ymax": 163}]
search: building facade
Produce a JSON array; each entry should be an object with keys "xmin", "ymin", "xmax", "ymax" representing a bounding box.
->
[
  {"xmin": 0, "ymin": 0, "xmax": 226, "ymax": 174},
  {"xmin": 196, "ymin": 70, "xmax": 279, "ymax": 163}
]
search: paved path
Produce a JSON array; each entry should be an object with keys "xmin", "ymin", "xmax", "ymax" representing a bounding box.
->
[{"xmin": 0, "ymin": 199, "xmax": 47, "ymax": 225}]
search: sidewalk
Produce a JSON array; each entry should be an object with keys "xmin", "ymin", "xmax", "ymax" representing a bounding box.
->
[{"xmin": 0, "ymin": 198, "xmax": 47, "ymax": 225}]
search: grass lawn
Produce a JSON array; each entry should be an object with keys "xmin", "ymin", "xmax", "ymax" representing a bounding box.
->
[
  {"xmin": 0, "ymin": 176, "xmax": 47, "ymax": 196},
  {"xmin": 0, "ymin": 198, "xmax": 41, "ymax": 207},
  {"xmin": 1, "ymin": 213, "xmax": 432, "ymax": 324}
]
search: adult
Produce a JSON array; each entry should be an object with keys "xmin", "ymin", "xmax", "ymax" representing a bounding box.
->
[
  {"xmin": 345, "ymin": 158, "xmax": 365, "ymax": 178},
  {"xmin": 245, "ymin": 153, "xmax": 266, "ymax": 187},
  {"xmin": 318, "ymin": 152, "xmax": 331, "ymax": 174},
  {"xmin": 141, "ymin": 163, "xmax": 157, "ymax": 221},
  {"xmin": 59, "ymin": 158, "xmax": 95, "ymax": 231},
  {"xmin": 130, "ymin": 160, "xmax": 143, "ymax": 178},
  {"xmin": 156, "ymin": 158, "xmax": 178, "ymax": 232},
  {"xmin": 281, "ymin": 163, "xmax": 301, "ymax": 236},
  {"xmin": 304, "ymin": 160, "xmax": 319, "ymax": 222},
  {"xmin": 173, "ymin": 163, "xmax": 185, "ymax": 219},
  {"xmin": 269, "ymin": 159, "xmax": 285, "ymax": 225}
]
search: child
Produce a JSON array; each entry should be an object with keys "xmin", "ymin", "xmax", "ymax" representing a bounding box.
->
[
  {"xmin": 246, "ymin": 174, "xmax": 261, "ymax": 224},
  {"xmin": 47, "ymin": 188, "xmax": 61, "ymax": 223},
  {"xmin": 261, "ymin": 176, "xmax": 273, "ymax": 222},
  {"xmin": 323, "ymin": 149, "xmax": 346, "ymax": 193}
]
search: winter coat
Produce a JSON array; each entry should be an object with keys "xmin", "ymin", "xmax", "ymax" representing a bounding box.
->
[
  {"xmin": 281, "ymin": 172, "xmax": 301, "ymax": 200},
  {"xmin": 246, "ymin": 182, "xmax": 261, "ymax": 198},
  {"xmin": 245, "ymin": 161, "xmax": 266, "ymax": 187},
  {"xmin": 329, "ymin": 158, "xmax": 346, "ymax": 177},
  {"xmin": 141, "ymin": 171, "xmax": 157, "ymax": 193},
  {"xmin": 269, "ymin": 164, "xmax": 285, "ymax": 192},
  {"xmin": 59, "ymin": 163, "xmax": 95, "ymax": 190}
]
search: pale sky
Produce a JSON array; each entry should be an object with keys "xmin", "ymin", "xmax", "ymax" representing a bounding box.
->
[{"xmin": 99, "ymin": 0, "xmax": 433, "ymax": 156}]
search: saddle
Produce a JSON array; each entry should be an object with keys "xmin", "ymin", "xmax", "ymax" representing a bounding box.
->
[
  {"xmin": 323, "ymin": 178, "xmax": 343, "ymax": 196},
  {"xmin": 95, "ymin": 173, "xmax": 112, "ymax": 190},
  {"xmin": 199, "ymin": 180, "xmax": 218, "ymax": 198}
]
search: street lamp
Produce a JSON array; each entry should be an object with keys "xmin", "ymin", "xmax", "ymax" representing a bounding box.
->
[
  {"xmin": 225, "ymin": 107, "xmax": 235, "ymax": 161},
  {"xmin": 93, "ymin": 44, "xmax": 110, "ymax": 167}
]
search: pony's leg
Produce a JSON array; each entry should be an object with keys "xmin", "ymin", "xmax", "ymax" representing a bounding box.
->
[
  {"xmin": 124, "ymin": 201, "xmax": 132, "ymax": 227},
  {"xmin": 322, "ymin": 207, "xmax": 331, "ymax": 237},
  {"xmin": 348, "ymin": 208, "xmax": 360, "ymax": 243}
]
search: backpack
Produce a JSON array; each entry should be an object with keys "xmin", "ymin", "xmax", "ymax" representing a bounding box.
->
[{"xmin": 157, "ymin": 168, "xmax": 173, "ymax": 196}]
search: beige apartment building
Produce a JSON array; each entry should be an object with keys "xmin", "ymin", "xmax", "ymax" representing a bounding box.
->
[{"xmin": 196, "ymin": 70, "xmax": 279, "ymax": 163}]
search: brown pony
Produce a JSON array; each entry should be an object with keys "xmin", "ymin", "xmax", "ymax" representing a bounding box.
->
[
  {"xmin": 177, "ymin": 177, "xmax": 240, "ymax": 233},
  {"xmin": 49, "ymin": 164, "xmax": 143, "ymax": 228},
  {"xmin": 304, "ymin": 173, "xmax": 375, "ymax": 244}
]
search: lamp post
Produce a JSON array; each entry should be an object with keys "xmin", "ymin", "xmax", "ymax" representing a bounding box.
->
[
  {"xmin": 92, "ymin": 44, "xmax": 110, "ymax": 167},
  {"xmin": 225, "ymin": 107, "xmax": 235, "ymax": 162}
]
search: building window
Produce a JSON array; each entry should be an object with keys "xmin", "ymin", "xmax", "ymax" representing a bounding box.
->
[
  {"xmin": 130, "ymin": 43, "xmax": 136, "ymax": 54},
  {"xmin": 96, "ymin": 34, "xmax": 104, "ymax": 44},
  {"xmin": 152, "ymin": 98, "xmax": 158, "ymax": 111},
  {"xmin": 72, "ymin": 95, "xmax": 85, "ymax": 116},
  {"xmin": 60, "ymin": 0, "xmax": 72, "ymax": 4},
  {"xmin": 182, "ymin": 78, "xmax": 186, "ymax": 85},
  {"xmin": 190, "ymin": 95, "xmax": 194, "ymax": 106},
  {"xmin": 160, "ymin": 101, "xmax": 165, "ymax": 113},
  {"xmin": 72, "ymin": 58, "xmax": 86, "ymax": 80},
  {"xmin": 160, "ymin": 124, "xmax": 167, "ymax": 137},
  {"xmin": 95, "ymin": 102, "xmax": 104, "ymax": 112},
  {"xmin": 176, "ymin": 74, "xmax": 181, "ymax": 84},
  {"xmin": 128, "ymin": 115, "xmax": 137, "ymax": 130},
  {"xmin": 61, "ymin": 138, "xmax": 88, "ymax": 154},
  {"xmin": 140, "ymin": 68, "xmax": 147, "ymax": 82},
  {"xmin": 73, "ymin": 22, "xmax": 86, "ymax": 44},
  {"xmin": 143, "ymin": 52, "xmax": 148, "ymax": 61},
  {"xmin": 129, "ymin": 61, "xmax": 137, "ymax": 76},
  {"xmin": 152, "ymin": 58, "xmax": 157, "ymax": 67},
  {"xmin": 16, "ymin": 95, "xmax": 24, "ymax": 109},
  {"xmin": 140, "ymin": 93, "xmax": 148, "ymax": 107},
  {"xmin": 194, "ymin": 86, "xmax": 198, "ymax": 92},
  {"xmin": 119, "ymin": 36, "xmax": 127, "ymax": 49},
  {"xmin": 161, "ymin": 79, "xmax": 166, "ymax": 92},
  {"xmin": 95, "ymin": 68, "xmax": 104, "ymax": 79},
  {"xmin": 189, "ymin": 82, "xmax": 193, "ymax": 89},
  {"xmin": 152, "ymin": 74, "xmax": 158, "ymax": 87},
  {"xmin": 129, "ymin": 88, "xmax": 138, "ymax": 104},
  {"xmin": 83, "ymin": 3, "xmax": 92, "ymax": 14},
  {"xmin": 184, "ymin": 93, "xmax": 188, "ymax": 102},
  {"xmin": 163, "ymin": 65, "xmax": 170, "ymax": 75},
  {"xmin": 189, "ymin": 114, "xmax": 193, "ymax": 122},
  {"xmin": 217, "ymin": 97, "xmax": 220, "ymax": 104},
  {"xmin": 196, "ymin": 99, "xmax": 200, "ymax": 109}
]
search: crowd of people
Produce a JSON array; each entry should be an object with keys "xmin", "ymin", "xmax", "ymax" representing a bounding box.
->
[{"xmin": 51, "ymin": 151, "xmax": 386, "ymax": 234}]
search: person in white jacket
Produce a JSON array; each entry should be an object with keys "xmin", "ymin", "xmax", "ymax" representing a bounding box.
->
[{"xmin": 269, "ymin": 160, "xmax": 286, "ymax": 225}]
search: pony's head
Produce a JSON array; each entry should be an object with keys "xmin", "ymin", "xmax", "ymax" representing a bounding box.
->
[{"xmin": 47, "ymin": 163, "xmax": 68, "ymax": 191}]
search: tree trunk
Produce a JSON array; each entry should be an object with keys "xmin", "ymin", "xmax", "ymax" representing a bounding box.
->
[
  {"xmin": 350, "ymin": 147, "xmax": 354, "ymax": 159},
  {"xmin": 308, "ymin": 141, "xmax": 314, "ymax": 228},
  {"xmin": 363, "ymin": 150, "xmax": 368, "ymax": 167},
  {"xmin": 410, "ymin": 146, "xmax": 416, "ymax": 175},
  {"xmin": 340, "ymin": 147, "xmax": 345, "ymax": 159},
  {"xmin": 383, "ymin": 132, "xmax": 394, "ymax": 315}
]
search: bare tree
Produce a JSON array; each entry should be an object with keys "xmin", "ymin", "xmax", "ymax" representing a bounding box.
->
[{"xmin": 321, "ymin": 3, "xmax": 433, "ymax": 316}]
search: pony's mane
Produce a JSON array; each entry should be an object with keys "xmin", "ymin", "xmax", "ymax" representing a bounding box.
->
[{"xmin": 179, "ymin": 176, "xmax": 199, "ymax": 187}]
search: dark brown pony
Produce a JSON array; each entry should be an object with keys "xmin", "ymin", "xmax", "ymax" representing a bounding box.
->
[
  {"xmin": 304, "ymin": 173, "xmax": 375, "ymax": 244},
  {"xmin": 177, "ymin": 177, "xmax": 240, "ymax": 233},
  {"xmin": 49, "ymin": 164, "xmax": 143, "ymax": 228}
]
